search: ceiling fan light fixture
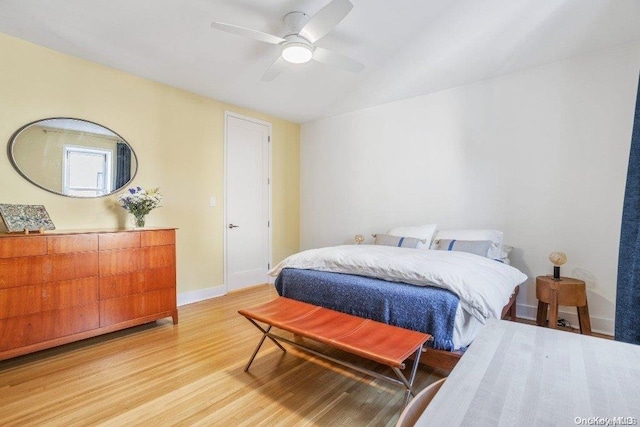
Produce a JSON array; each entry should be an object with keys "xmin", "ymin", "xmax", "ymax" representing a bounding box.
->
[{"xmin": 282, "ymin": 43, "xmax": 313, "ymax": 64}]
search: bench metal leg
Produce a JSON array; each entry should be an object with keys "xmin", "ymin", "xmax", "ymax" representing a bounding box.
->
[
  {"xmin": 392, "ymin": 346, "xmax": 424, "ymax": 406},
  {"xmin": 244, "ymin": 320, "xmax": 287, "ymax": 372}
]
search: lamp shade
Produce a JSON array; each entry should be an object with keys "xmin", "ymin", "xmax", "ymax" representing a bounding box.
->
[{"xmin": 548, "ymin": 252, "xmax": 567, "ymax": 266}]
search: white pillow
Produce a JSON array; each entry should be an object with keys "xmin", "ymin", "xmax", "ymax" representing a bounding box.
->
[
  {"xmin": 431, "ymin": 229, "xmax": 503, "ymax": 259},
  {"xmin": 386, "ymin": 224, "xmax": 437, "ymax": 249},
  {"xmin": 499, "ymin": 244, "xmax": 513, "ymax": 264}
]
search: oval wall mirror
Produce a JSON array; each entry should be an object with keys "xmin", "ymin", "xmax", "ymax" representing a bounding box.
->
[{"xmin": 8, "ymin": 118, "xmax": 138, "ymax": 198}]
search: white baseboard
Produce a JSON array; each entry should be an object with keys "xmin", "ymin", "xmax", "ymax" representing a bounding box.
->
[
  {"xmin": 516, "ymin": 303, "xmax": 614, "ymax": 337},
  {"xmin": 177, "ymin": 285, "xmax": 226, "ymax": 306}
]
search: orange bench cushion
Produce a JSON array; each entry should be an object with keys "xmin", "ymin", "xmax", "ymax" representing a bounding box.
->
[{"xmin": 239, "ymin": 297, "xmax": 431, "ymax": 368}]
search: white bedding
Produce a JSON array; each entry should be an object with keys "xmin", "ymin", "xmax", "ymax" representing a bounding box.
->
[
  {"xmin": 453, "ymin": 306, "xmax": 482, "ymax": 349},
  {"xmin": 269, "ymin": 245, "xmax": 527, "ymax": 325}
]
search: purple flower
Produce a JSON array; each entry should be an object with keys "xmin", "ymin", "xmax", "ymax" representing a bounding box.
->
[{"xmin": 129, "ymin": 188, "xmax": 136, "ymax": 194}]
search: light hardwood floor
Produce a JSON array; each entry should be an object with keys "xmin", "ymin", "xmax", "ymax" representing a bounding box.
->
[{"xmin": 0, "ymin": 284, "xmax": 446, "ymax": 426}]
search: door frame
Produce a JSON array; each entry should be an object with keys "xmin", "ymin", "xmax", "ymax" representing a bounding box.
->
[{"xmin": 223, "ymin": 111, "xmax": 273, "ymax": 294}]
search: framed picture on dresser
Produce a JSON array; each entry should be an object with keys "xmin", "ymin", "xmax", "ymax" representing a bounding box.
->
[{"xmin": 0, "ymin": 203, "xmax": 56, "ymax": 233}]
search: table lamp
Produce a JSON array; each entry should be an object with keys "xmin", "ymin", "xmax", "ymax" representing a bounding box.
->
[
  {"xmin": 548, "ymin": 252, "xmax": 567, "ymax": 280},
  {"xmin": 354, "ymin": 234, "xmax": 364, "ymax": 245}
]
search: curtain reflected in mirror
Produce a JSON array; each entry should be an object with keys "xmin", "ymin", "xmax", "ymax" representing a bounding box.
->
[
  {"xmin": 115, "ymin": 142, "xmax": 132, "ymax": 190},
  {"xmin": 8, "ymin": 118, "xmax": 138, "ymax": 198}
]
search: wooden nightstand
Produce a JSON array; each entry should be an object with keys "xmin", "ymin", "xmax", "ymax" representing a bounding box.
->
[{"xmin": 535, "ymin": 276, "xmax": 592, "ymax": 335}]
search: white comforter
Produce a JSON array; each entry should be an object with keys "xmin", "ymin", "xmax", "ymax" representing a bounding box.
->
[{"xmin": 269, "ymin": 245, "xmax": 527, "ymax": 323}]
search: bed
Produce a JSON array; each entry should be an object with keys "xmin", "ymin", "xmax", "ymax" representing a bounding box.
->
[{"xmin": 268, "ymin": 243, "xmax": 527, "ymax": 370}]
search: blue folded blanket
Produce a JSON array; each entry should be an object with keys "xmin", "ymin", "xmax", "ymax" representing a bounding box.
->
[{"xmin": 274, "ymin": 268, "xmax": 460, "ymax": 351}]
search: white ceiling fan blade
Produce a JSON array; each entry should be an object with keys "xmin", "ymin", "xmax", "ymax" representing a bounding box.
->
[
  {"xmin": 211, "ymin": 22, "xmax": 285, "ymax": 45},
  {"xmin": 299, "ymin": 0, "xmax": 353, "ymax": 43},
  {"xmin": 313, "ymin": 47, "xmax": 363, "ymax": 73},
  {"xmin": 261, "ymin": 56, "xmax": 287, "ymax": 82}
]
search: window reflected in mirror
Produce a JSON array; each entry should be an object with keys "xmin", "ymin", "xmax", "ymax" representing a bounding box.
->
[{"xmin": 8, "ymin": 118, "xmax": 137, "ymax": 198}]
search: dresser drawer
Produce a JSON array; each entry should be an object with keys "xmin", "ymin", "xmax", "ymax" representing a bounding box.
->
[
  {"xmin": 143, "ymin": 245, "xmax": 176, "ymax": 270},
  {"xmin": 42, "ymin": 277, "xmax": 99, "ymax": 311},
  {"xmin": 41, "ymin": 303, "xmax": 100, "ymax": 340},
  {"xmin": 143, "ymin": 288, "xmax": 176, "ymax": 316},
  {"xmin": 0, "ymin": 285, "xmax": 42, "ymax": 319},
  {"xmin": 99, "ymin": 270, "xmax": 146, "ymax": 300},
  {"xmin": 0, "ymin": 236, "xmax": 47, "ymax": 258},
  {"xmin": 47, "ymin": 234, "xmax": 99, "ymax": 254},
  {"xmin": 99, "ymin": 288, "xmax": 176, "ymax": 327},
  {"xmin": 141, "ymin": 230, "xmax": 175, "ymax": 247},
  {"xmin": 0, "ymin": 278, "xmax": 99, "ymax": 319},
  {"xmin": 99, "ymin": 248, "xmax": 143, "ymax": 276},
  {"xmin": 0, "ymin": 313, "xmax": 43, "ymax": 351},
  {"xmin": 0, "ymin": 256, "xmax": 47, "ymax": 289},
  {"xmin": 98, "ymin": 232, "xmax": 140, "ymax": 251},
  {"xmin": 99, "ymin": 265, "xmax": 175, "ymax": 299},
  {"xmin": 49, "ymin": 252, "xmax": 99, "ymax": 282},
  {"xmin": 144, "ymin": 265, "xmax": 176, "ymax": 291}
]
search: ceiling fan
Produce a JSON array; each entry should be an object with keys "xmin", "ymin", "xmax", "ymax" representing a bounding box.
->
[{"xmin": 211, "ymin": 0, "xmax": 364, "ymax": 82}]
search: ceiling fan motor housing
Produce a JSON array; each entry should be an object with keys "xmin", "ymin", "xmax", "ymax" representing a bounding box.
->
[{"xmin": 283, "ymin": 11, "xmax": 310, "ymax": 35}]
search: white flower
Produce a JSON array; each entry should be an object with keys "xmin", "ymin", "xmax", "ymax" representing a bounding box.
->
[{"xmin": 117, "ymin": 186, "xmax": 162, "ymax": 217}]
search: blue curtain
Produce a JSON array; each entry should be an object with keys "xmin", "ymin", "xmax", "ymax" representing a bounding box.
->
[{"xmin": 616, "ymin": 75, "xmax": 640, "ymax": 344}]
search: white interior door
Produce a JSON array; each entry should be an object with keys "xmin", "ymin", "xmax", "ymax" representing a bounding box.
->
[{"xmin": 225, "ymin": 113, "xmax": 271, "ymax": 292}]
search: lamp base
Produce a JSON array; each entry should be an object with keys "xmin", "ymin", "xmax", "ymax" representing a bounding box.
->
[{"xmin": 553, "ymin": 266, "xmax": 561, "ymax": 281}]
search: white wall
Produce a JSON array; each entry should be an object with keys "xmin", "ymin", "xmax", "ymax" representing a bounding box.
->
[{"xmin": 300, "ymin": 42, "xmax": 640, "ymax": 335}]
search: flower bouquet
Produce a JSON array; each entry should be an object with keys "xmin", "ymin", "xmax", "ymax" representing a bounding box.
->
[{"xmin": 117, "ymin": 187, "xmax": 162, "ymax": 228}]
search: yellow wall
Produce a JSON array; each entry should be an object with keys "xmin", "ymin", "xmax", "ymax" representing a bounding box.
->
[{"xmin": 0, "ymin": 32, "xmax": 300, "ymax": 294}]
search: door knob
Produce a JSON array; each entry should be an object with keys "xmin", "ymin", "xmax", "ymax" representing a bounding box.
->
[{"xmin": 228, "ymin": 224, "xmax": 239, "ymax": 229}]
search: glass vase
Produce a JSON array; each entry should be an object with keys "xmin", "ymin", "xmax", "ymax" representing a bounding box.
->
[{"xmin": 133, "ymin": 214, "xmax": 146, "ymax": 228}]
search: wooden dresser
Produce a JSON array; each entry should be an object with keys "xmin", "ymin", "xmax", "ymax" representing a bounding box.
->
[{"xmin": 0, "ymin": 228, "xmax": 177, "ymax": 361}]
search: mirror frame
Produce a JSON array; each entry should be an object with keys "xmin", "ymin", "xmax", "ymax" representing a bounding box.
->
[{"xmin": 7, "ymin": 117, "xmax": 138, "ymax": 198}]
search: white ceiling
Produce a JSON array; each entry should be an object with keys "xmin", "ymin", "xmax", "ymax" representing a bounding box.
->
[{"xmin": 1, "ymin": 0, "xmax": 639, "ymax": 123}]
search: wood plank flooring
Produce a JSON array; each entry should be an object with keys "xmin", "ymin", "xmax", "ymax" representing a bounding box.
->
[{"xmin": 0, "ymin": 284, "xmax": 446, "ymax": 426}]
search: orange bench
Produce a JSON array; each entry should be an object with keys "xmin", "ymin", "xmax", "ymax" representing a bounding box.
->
[{"xmin": 239, "ymin": 297, "xmax": 431, "ymax": 402}]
